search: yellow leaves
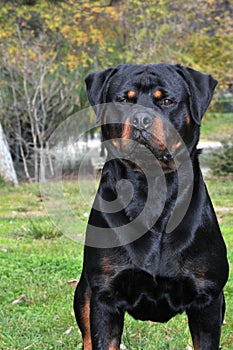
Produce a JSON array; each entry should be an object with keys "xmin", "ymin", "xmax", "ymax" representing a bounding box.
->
[
  {"xmin": 42, "ymin": 12, "xmax": 51, "ymax": 20},
  {"xmin": 0, "ymin": 30, "xmax": 10, "ymax": 41},
  {"xmin": 60, "ymin": 25, "xmax": 72, "ymax": 39},
  {"xmin": 48, "ymin": 15, "xmax": 62, "ymax": 30},
  {"xmin": 107, "ymin": 47, "xmax": 114, "ymax": 53},
  {"xmin": 73, "ymin": 11, "xmax": 82, "ymax": 21},
  {"xmin": 8, "ymin": 46, "xmax": 18, "ymax": 57},
  {"xmin": 67, "ymin": 54, "xmax": 78, "ymax": 71},
  {"xmin": 50, "ymin": 64, "xmax": 59, "ymax": 74},
  {"xmin": 9, "ymin": 57, "xmax": 17, "ymax": 65},
  {"xmin": 0, "ymin": 0, "xmax": 122, "ymax": 71},
  {"xmin": 29, "ymin": 52, "xmax": 37, "ymax": 62},
  {"xmin": 0, "ymin": 0, "xmax": 231, "ymax": 95},
  {"xmin": 205, "ymin": 0, "xmax": 215, "ymax": 5}
]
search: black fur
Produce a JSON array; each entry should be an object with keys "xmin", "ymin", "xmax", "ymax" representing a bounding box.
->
[{"xmin": 74, "ymin": 64, "xmax": 228, "ymax": 350}]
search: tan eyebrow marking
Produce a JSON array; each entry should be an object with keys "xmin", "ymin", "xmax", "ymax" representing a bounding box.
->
[
  {"xmin": 153, "ymin": 90, "xmax": 163, "ymax": 99},
  {"xmin": 127, "ymin": 90, "xmax": 136, "ymax": 99}
]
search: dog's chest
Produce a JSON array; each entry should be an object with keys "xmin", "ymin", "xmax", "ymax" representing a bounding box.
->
[{"xmin": 111, "ymin": 267, "xmax": 198, "ymax": 323}]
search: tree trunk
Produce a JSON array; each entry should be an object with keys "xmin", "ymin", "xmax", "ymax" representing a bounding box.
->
[{"xmin": 0, "ymin": 122, "xmax": 18, "ymax": 186}]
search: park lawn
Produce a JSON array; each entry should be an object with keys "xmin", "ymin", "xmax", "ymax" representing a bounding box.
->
[
  {"xmin": 201, "ymin": 113, "xmax": 233, "ymax": 141},
  {"xmin": 0, "ymin": 180, "xmax": 232, "ymax": 350}
]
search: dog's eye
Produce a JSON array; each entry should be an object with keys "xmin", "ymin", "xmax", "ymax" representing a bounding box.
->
[
  {"xmin": 119, "ymin": 98, "xmax": 128, "ymax": 103},
  {"xmin": 162, "ymin": 99, "xmax": 174, "ymax": 106},
  {"xmin": 117, "ymin": 96, "xmax": 135, "ymax": 104},
  {"xmin": 115, "ymin": 97, "xmax": 127, "ymax": 103}
]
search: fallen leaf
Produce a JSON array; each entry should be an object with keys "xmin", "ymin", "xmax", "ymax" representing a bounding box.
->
[
  {"xmin": 186, "ymin": 345, "xmax": 192, "ymax": 350},
  {"xmin": 12, "ymin": 294, "xmax": 32, "ymax": 305},
  {"xmin": 63, "ymin": 326, "xmax": 73, "ymax": 335},
  {"xmin": 67, "ymin": 279, "xmax": 79, "ymax": 288}
]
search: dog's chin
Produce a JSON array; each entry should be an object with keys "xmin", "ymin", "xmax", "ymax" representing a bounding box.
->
[
  {"xmin": 109, "ymin": 142, "xmax": 177, "ymax": 175},
  {"xmin": 131, "ymin": 144, "xmax": 177, "ymax": 174}
]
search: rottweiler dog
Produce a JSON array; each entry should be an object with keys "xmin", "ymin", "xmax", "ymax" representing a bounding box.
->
[{"xmin": 74, "ymin": 64, "xmax": 228, "ymax": 350}]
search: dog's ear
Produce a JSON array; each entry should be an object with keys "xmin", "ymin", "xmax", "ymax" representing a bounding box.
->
[
  {"xmin": 175, "ymin": 65, "xmax": 217, "ymax": 125},
  {"xmin": 85, "ymin": 67, "xmax": 118, "ymax": 121},
  {"xmin": 85, "ymin": 67, "xmax": 118, "ymax": 106}
]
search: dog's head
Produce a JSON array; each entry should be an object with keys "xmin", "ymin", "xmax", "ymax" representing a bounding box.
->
[{"xmin": 85, "ymin": 64, "xmax": 217, "ymax": 172}]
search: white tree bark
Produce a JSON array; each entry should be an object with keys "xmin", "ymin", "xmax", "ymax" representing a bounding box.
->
[{"xmin": 0, "ymin": 122, "xmax": 18, "ymax": 186}]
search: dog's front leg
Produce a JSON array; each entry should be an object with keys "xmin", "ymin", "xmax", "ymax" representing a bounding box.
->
[
  {"xmin": 187, "ymin": 292, "xmax": 225, "ymax": 350},
  {"xmin": 74, "ymin": 273, "xmax": 92, "ymax": 350},
  {"xmin": 90, "ymin": 290, "xmax": 125, "ymax": 350}
]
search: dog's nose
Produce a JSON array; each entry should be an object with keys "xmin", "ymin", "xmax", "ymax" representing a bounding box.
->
[{"xmin": 132, "ymin": 113, "xmax": 153, "ymax": 129}]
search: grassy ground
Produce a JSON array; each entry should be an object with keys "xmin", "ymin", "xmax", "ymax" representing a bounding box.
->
[
  {"xmin": 201, "ymin": 113, "xmax": 233, "ymax": 141},
  {"xmin": 0, "ymin": 178, "xmax": 232, "ymax": 350}
]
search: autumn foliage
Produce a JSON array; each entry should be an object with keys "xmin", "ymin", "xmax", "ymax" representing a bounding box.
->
[{"xmin": 0, "ymin": 0, "xmax": 232, "ymax": 181}]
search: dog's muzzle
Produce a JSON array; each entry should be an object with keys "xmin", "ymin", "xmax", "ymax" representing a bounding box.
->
[{"xmin": 132, "ymin": 112, "xmax": 154, "ymax": 130}]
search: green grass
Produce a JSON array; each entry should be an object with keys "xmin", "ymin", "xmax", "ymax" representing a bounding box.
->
[
  {"xmin": 0, "ymin": 180, "xmax": 232, "ymax": 349},
  {"xmin": 201, "ymin": 113, "xmax": 233, "ymax": 141}
]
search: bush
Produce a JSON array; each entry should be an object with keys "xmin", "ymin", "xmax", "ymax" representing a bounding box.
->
[
  {"xmin": 19, "ymin": 218, "xmax": 63, "ymax": 239},
  {"xmin": 0, "ymin": 176, "xmax": 15, "ymax": 188},
  {"xmin": 210, "ymin": 140, "xmax": 233, "ymax": 177},
  {"xmin": 0, "ymin": 176, "xmax": 6, "ymax": 187},
  {"xmin": 214, "ymin": 99, "xmax": 233, "ymax": 113}
]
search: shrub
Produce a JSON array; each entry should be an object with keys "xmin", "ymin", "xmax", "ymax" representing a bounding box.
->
[
  {"xmin": 21, "ymin": 218, "xmax": 63, "ymax": 239},
  {"xmin": 210, "ymin": 140, "xmax": 233, "ymax": 177},
  {"xmin": 0, "ymin": 176, "xmax": 6, "ymax": 187}
]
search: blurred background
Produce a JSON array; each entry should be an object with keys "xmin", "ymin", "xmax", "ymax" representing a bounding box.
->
[
  {"xmin": 0, "ymin": 0, "xmax": 232, "ymax": 183},
  {"xmin": 0, "ymin": 2, "xmax": 232, "ymax": 350}
]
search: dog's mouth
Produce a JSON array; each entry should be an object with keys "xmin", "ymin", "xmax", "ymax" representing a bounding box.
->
[
  {"xmin": 103, "ymin": 111, "xmax": 187, "ymax": 174},
  {"xmin": 130, "ymin": 132, "xmax": 177, "ymax": 173},
  {"xmin": 108, "ymin": 128, "xmax": 178, "ymax": 173}
]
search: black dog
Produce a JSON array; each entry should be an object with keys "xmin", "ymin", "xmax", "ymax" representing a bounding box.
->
[{"xmin": 74, "ymin": 64, "xmax": 228, "ymax": 350}]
